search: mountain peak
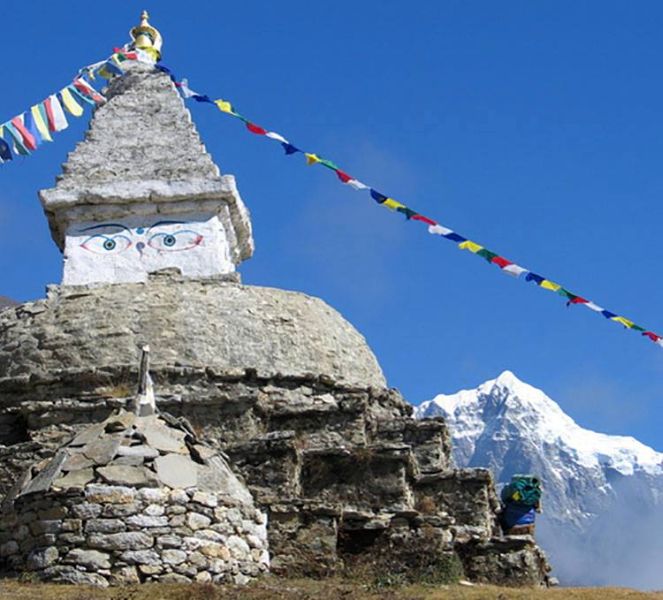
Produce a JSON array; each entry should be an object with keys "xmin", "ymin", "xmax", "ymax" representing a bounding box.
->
[{"xmin": 415, "ymin": 373, "xmax": 663, "ymax": 477}]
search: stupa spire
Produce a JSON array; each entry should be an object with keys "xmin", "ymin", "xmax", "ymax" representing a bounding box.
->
[
  {"xmin": 39, "ymin": 15, "xmax": 253, "ymax": 286},
  {"xmin": 129, "ymin": 10, "xmax": 163, "ymax": 61}
]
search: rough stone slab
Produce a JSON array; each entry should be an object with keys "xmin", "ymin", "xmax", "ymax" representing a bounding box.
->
[
  {"xmin": 65, "ymin": 548, "xmax": 111, "ymax": 570},
  {"xmin": 85, "ymin": 484, "xmax": 136, "ymax": 504},
  {"xmin": 22, "ymin": 451, "xmax": 67, "ymax": 496},
  {"xmin": 117, "ymin": 444, "xmax": 159, "ymax": 459},
  {"xmin": 104, "ymin": 411, "xmax": 136, "ymax": 433},
  {"xmin": 54, "ymin": 468, "xmax": 94, "ymax": 489},
  {"xmin": 69, "ymin": 424, "xmax": 105, "ymax": 447},
  {"xmin": 27, "ymin": 546, "xmax": 58, "ymax": 570},
  {"xmin": 62, "ymin": 452, "xmax": 95, "ymax": 471},
  {"xmin": 119, "ymin": 549, "xmax": 160, "ymax": 565},
  {"xmin": 85, "ymin": 519, "xmax": 126, "ymax": 534},
  {"xmin": 154, "ymin": 454, "xmax": 198, "ymax": 488},
  {"xmin": 142, "ymin": 424, "xmax": 187, "ymax": 454},
  {"xmin": 88, "ymin": 531, "xmax": 153, "ymax": 551},
  {"xmin": 197, "ymin": 456, "xmax": 253, "ymax": 505},
  {"xmin": 42, "ymin": 565, "xmax": 109, "ymax": 587},
  {"xmin": 126, "ymin": 514, "xmax": 168, "ymax": 528},
  {"xmin": 83, "ymin": 438, "xmax": 121, "ymax": 466},
  {"xmin": 97, "ymin": 465, "xmax": 151, "ymax": 487},
  {"xmin": 162, "ymin": 549, "xmax": 187, "ymax": 565}
]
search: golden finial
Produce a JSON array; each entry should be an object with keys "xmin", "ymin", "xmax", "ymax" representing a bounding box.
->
[{"xmin": 130, "ymin": 10, "xmax": 163, "ymax": 61}]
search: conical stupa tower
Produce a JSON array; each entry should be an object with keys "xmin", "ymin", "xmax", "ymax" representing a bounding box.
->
[
  {"xmin": 0, "ymin": 13, "xmax": 552, "ymax": 588},
  {"xmin": 40, "ymin": 13, "xmax": 252, "ymax": 286}
]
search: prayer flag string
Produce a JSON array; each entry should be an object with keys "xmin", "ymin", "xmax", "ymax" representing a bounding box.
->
[
  {"xmin": 156, "ymin": 65, "xmax": 663, "ymax": 350},
  {"xmin": 2, "ymin": 51, "xmax": 661, "ymax": 350},
  {"xmin": 0, "ymin": 47, "xmax": 147, "ymax": 165}
]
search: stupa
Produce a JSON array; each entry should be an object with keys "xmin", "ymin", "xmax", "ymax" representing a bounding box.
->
[{"xmin": 0, "ymin": 12, "xmax": 551, "ymax": 587}]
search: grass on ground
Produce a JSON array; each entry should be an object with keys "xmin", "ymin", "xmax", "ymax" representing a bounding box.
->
[{"xmin": 0, "ymin": 578, "xmax": 661, "ymax": 600}]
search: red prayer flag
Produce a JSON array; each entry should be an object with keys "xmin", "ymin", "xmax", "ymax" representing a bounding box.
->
[
  {"xmin": 11, "ymin": 116, "xmax": 37, "ymax": 151},
  {"xmin": 44, "ymin": 98, "xmax": 57, "ymax": 132},
  {"xmin": 411, "ymin": 214, "xmax": 437, "ymax": 226},
  {"xmin": 246, "ymin": 122, "xmax": 267, "ymax": 135},
  {"xmin": 492, "ymin": 256, "xmax": 513, "ymax": 269},
  {"xmin": 643, "ymin": 331, "xmax": 661, "ymax": 342},
  {"xmin": 569, "ymin": 296, "xmax": 588, "ymax": 305},
  {"xmin": 73, "ymin": 79, "xmax": 104, "ymax": 104},
  {"xmin": 336, "ymin": 170, "xmax": 352, "ymax": 183}
]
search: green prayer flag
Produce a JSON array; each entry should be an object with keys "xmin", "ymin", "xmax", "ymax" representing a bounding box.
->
[{"xmin": 477, "ymin": 248, "xmax": 498, "ymax": 263}]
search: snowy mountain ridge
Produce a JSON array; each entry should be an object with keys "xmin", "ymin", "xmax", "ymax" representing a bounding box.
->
[
  {"xmin": 416, "ymin": 370, "xmax": 663, "ymax": 477},
  {"xmin": 414, "ymin": 370, "xmax": 663, "ymax": 587}
]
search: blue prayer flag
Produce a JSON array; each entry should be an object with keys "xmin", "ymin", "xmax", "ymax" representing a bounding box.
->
[
  {"xmin": 445, "ymin": 232, "xmax": 467, "ymax": 243},
  {"xmin": 24, "ymin": 112, "xmax": 43, "ymax": 147},
  {"xmin": 282, "ymin": 143, "xmax": 301, "ymax": 155},
  {"xmin": 0, "ymin": 137, "xmax": 12, "ymax": 162},
  {"xmin": 370, "ymin": 189, "xmax": 388, "ymax": 204}
]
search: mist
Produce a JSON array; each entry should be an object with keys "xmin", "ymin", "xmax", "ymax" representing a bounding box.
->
[{"xmin": 537, "ymin": 475, "xmax": 663, "ymax": 590}]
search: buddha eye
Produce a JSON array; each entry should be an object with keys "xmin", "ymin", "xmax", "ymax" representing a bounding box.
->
[
  {"xmin": 80, "ymin": 234, "xmax": 132, "ymax": 254},
  {"xmin": 147, "ymin": 230, "xmax": 203, "ymax": 252}
]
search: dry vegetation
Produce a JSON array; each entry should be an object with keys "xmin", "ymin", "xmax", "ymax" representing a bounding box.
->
[{"xmin": 0, "ymin": 579, "xmax": 661, "ymax": 600}]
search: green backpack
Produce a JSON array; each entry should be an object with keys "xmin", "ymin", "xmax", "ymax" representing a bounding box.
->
[{"xmin": 501, "ymin": 474, "xmax": 542, "ymax": 506}]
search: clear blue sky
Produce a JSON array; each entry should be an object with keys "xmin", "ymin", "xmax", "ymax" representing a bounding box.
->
[{"xmin": 1, "ymin": 1, "xmax": 662, "ymax": 450}]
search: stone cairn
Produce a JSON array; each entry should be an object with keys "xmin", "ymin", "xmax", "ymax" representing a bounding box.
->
[{"xmin": 0, "ymin": 348, "xmax": 268, "ymax": 587}]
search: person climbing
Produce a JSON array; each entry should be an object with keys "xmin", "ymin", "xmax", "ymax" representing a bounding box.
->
[{"xmin": 500, "ymin": 474, "xmax": 542, "ymax": 536}]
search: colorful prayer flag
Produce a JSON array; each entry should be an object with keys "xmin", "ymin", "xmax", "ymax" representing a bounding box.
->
[
  {"xmin": 540, "ymin": 280, "xmax": 561, "ymax": 292},
  {"xmin": 383, "ymin": 198, "xmax": 406, "ymax": 211},
  {"xmin": 246, "ymin": 122, "xmax": 267, "ymax": 135},
  {"xmin": 47, "ymin": 95, "xmax": 69, "ymax": 132},
  {"xmin": 31, "ymin": 105, "xmax": 53, "ymax": 142},
  {"xmin": 370, "ymin": 190, "xmax": 388, "ymax": 203},
  {"xmin": 60, "ymin": 88, "xmax": 84, "ymax": 117},
  {"xmin": 501, "ymin": 264, "xmax": 527, "ymax": 277},
  {"xmin": 4, "ymin": 122, "xmax": 30, "ymax": 155},
  {"xmin": 459, "ymin": 240, "xmax": 483, "ymax": 253},
  {"xmin": 265, "ymin": 131, "xmax": 288, "ymax": 143},
  {"xmin": 10, "ymin": 115, "xmax": 37, "ymax": 151},
  {"xmin": 612, "ymin": 316, "xmax": 635, "ymax": 328},
  {"xmin": 24, "ymin": 111, "xmax": 43, "ymax": 147},
  {"xmin": 0, "ymin": 135, "xmax": 12, "ymax": 162}
]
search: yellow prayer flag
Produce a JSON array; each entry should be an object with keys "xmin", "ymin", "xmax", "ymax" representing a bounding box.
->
[
  {"xmin": 612, "ymin": 316, "xmax": 635, "ymax": 329},
  {"xmin": 383, "ymin": 198, "xmax": 406, "ymax": 211},
  {"xmin": 215, "ymin": 99, "xmax": 234, "ymax": 114},
  {"xmin": 540, "ymin": 280, "xmax": 561, "ymax": 292},
  {"xmin": 60, "ymin": 88, "xmax": 84, "ymax": 117},
  {"xmin": 305, "ymin": 153, "xmax": 321, "ymax": 165},
  {"xmin": 459, "ymin": 240, "xmax": 483, "ymax": 253},
  {"xmin": 31, "ymin": 105, "xmax": 53, "ymax": 142}
]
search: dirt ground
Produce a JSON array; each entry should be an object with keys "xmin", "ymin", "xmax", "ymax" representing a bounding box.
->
[{"xmin": 0, "ymin": 579, "xmax": 661, "ymax": 600}]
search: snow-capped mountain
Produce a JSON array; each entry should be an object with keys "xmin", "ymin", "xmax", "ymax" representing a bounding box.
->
[{"xmin": 415, "ymin": 371, "xmax": 663, "ymax": 589}]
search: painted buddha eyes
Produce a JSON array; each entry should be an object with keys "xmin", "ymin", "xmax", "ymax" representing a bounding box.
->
[
  {"xmin": 80, "ymin": 234, "xmax": 132, "ymax": 254},
  {"xmin": 147, "ymin": 230, "xmax": 203, "ymax": 252},
  {"xmin": 79, "ymin": 223, "xmax": 204, "ymax": 255}
]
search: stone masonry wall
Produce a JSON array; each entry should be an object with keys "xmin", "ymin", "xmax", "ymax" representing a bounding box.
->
[{"xmin": 0, "ymin": 485, "xmax": 268, "ymax": 587}]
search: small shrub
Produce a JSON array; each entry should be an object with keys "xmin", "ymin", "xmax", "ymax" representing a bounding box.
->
[{"xmin": 415, "ymin": 496, "xmax": 437, "ymax": 515}]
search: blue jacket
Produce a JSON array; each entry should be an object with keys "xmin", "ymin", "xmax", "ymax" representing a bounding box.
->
[{"xmin": 502, "ymin": 503, "xmax": 536, "ymax": 529}]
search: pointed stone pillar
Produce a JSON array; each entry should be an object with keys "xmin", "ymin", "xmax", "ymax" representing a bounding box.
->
[{"xmin": 40, "ymin": 61, "xmax": 253, "ymax": 285}]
